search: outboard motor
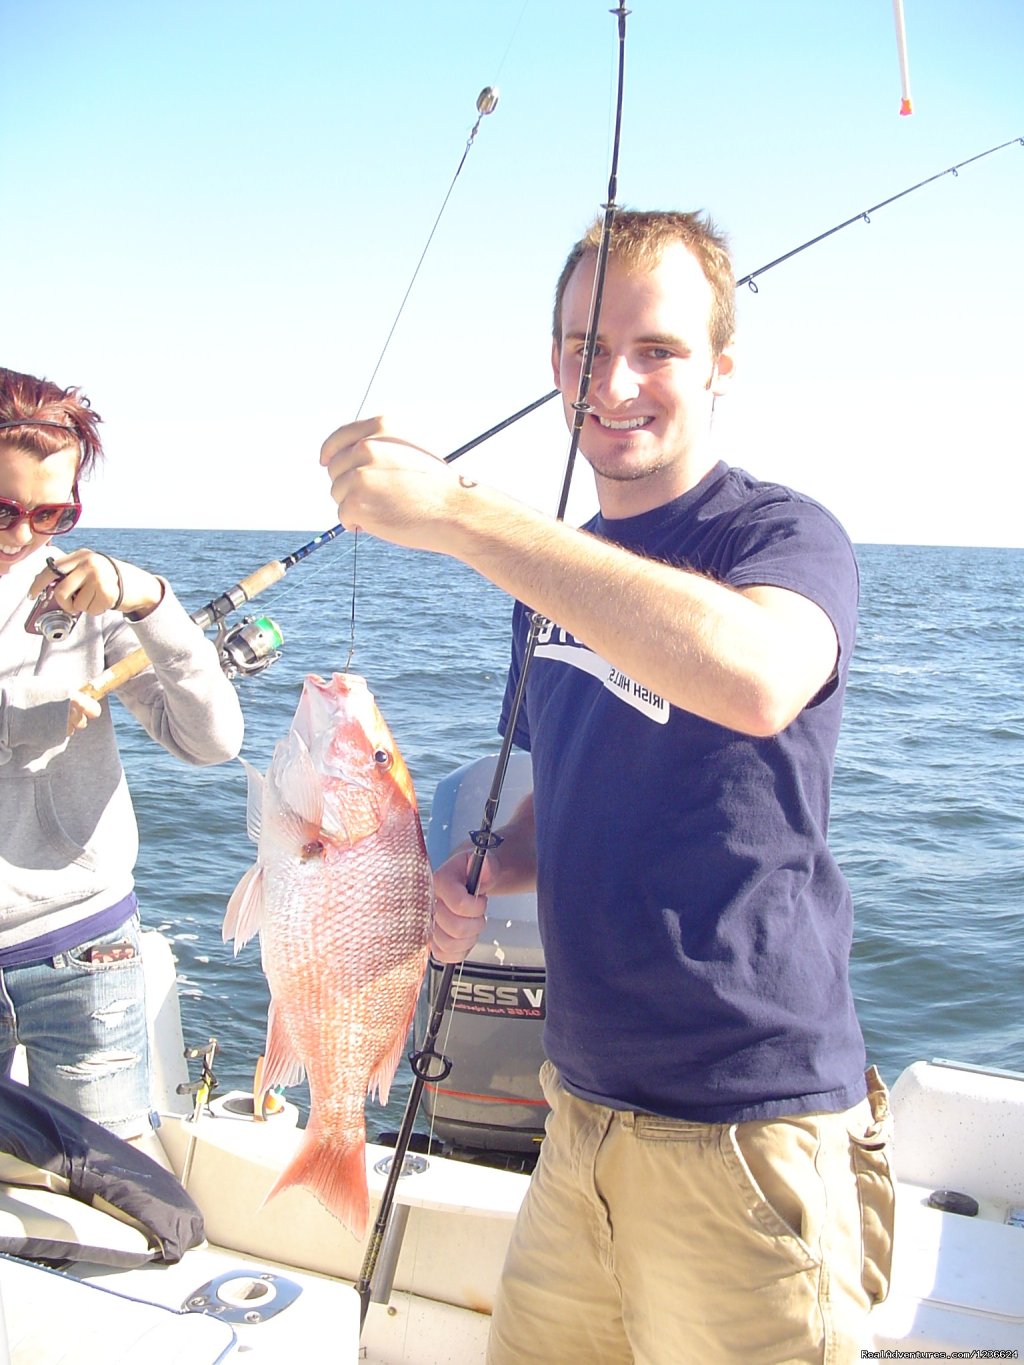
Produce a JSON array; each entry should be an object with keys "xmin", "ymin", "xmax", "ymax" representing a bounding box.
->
[{"xmin": 417, "ymin": 752, "xmax": 548, "ymax": 1162}]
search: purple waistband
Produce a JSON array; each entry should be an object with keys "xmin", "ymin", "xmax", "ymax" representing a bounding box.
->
[{"xmin": 0, "ymin": 893, "xmax": 139, "ymax": 969}]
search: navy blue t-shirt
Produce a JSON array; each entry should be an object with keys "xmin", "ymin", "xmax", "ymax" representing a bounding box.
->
[{"xmin": 500, "ymin": 461, "xmax": 867, "ymax": 1123}]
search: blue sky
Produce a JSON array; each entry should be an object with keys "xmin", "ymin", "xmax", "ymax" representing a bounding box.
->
[{"xmin": 2, "ymin": 0, "xmax": 1022, "ymax": 546}]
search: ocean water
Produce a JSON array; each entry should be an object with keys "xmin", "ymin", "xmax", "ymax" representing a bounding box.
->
[{"xmin": 63, "ymin": 528, "xmax": 1024, "ymax": 1130}]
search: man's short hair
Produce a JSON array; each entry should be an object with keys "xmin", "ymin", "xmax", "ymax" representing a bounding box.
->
[{"xmin": 552, "ymin": 209, "xmax": 736, "ymax": 359}]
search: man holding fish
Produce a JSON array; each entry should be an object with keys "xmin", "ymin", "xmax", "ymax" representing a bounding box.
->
[{"xmin": 321, "ymin": 210, "xmax": 894, "ymax": 1364}]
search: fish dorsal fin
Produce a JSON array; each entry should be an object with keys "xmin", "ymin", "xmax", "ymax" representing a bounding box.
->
[
  {"xmin": 223, "ymin": 862, "xmax": 265, "ymax": 955},
  {"xmin": 240, "ymin": 757, "xmax": 265, "ymax": 845}
]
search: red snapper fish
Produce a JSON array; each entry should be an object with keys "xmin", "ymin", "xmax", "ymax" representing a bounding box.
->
[{"xmin": 223, "ymin": 671, "xmax": 433, "ymax": 1238}]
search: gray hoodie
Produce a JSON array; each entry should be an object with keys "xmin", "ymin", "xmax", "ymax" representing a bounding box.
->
[{"xmin": 0, "ymin": 544, "xmax": 244, "ymax": 951}]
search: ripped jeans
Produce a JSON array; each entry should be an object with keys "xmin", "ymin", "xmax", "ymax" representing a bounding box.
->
[{"xmin": 0, "ymin": 912, "xmax": 152, "ymax": 1138}]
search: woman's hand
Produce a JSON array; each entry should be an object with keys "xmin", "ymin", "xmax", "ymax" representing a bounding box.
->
[
  {"xmin": 29, "ymin": 549, "xmax": 164, "ymax": 619},
  {"xmin": 67, "ymin": 690, "xmax": 102, "ymax": 736}
]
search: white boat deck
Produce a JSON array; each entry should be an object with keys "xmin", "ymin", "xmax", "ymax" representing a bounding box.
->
[{"xmin": 4, "ymin": 1060, "xmax": 1024, "ymax": 1362}]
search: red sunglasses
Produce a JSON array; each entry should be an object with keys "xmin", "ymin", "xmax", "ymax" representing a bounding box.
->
[
  {"xmin": 0, "ymin": 491, "xmax": 82, "ymax": 536},
  {"xmin": 0, "ymin": 418, "xmax": 83, "ymax": 535}
]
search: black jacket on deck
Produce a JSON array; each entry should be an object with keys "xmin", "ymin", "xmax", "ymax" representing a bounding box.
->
[{"xmin": 0, "ymin": 1078, "xmax": 204, "ymax": 1264}]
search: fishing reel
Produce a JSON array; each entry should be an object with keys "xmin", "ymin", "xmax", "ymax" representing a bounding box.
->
[{"xmin": 214, "ymin": 615, "xmax": 284, "ymax": 680}]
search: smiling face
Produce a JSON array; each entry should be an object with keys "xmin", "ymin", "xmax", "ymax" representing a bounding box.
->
[
  {"xmin": 551, "ymin": 241, "xmax": 734, "ymax": 518},
  {"xmin": 0, "ymin": 442, "xmax": 79, "ymax": 574}
]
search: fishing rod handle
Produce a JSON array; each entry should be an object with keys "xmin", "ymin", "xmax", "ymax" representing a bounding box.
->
[
  {"xmin": 192, "ymin": 560, "xmax": 287, "ymax": 629},
  {"xmin": 82, "ymin": 557, "xmax": 289, "ymax": 699},
  {"xmin": 81, "ymin": 647, "xmax": 151, "ymax": 701},
  {"xmin": 224, "ymin": 558, "xmax": 285, "ymax": 602}
]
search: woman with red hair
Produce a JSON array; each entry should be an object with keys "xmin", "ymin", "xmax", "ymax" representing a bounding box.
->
[{"xmin": 0, "ymin": 367, "xmax": 243, "ymax": 1140}]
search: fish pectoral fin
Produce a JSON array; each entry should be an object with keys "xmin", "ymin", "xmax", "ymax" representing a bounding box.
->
[
  {"xmin": 259, "ymin": 999, "xmax": 306, "ymax": 1092},
  {"xmin": 367, "ymin": 1000, "xmax": 418, "ymax": 1108},
  {"xmin": 318, "ymin": 808, "xmax": 353, "ymax": 848},
  {"xmin": 223, "ymin": 863, "xmax": 265, "ymax": 954},
  {"xmin": 272, "ymin": 732, "xmax": 325, "ymax": 829},
  {"xmin": 240, "ymin": 758, "xmax": 265, "ymax": 844}
]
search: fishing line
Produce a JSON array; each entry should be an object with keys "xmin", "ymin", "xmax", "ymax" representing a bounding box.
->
[
  {"xmin": 344, "ymin": 87, "xmax": 499, "ymax": 665},
  {"xmin": 344, "ymin": 530, "xmax": 359, "ymax": 672},
  {"xmin": 353, "ymin": 88, "xmax": 499, "ymax": 422},
  {"xmin": 492, "ymin": 0, "xmax": 531, "ymax": 86},
  {"xmin": 247, "ymin": 531, "xmax": 349, "ymax": 614}
]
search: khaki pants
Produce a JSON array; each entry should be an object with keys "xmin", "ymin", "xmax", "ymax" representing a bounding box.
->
[{"xmin": 487, "ymin": 1062, "xmax": 894, "ymax": 1365}]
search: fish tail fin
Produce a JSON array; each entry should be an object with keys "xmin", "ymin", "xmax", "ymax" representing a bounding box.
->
[
  {"xmin": 266, "ymin": 1125, "xmax": 369, "ymax": 1241},
  {"xmin": 368, "ymin": 1000, "xmax": 418, "ymax": 1107}
]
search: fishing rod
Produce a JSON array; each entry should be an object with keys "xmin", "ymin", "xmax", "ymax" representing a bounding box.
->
[
  {"xmin": 738, "ymin": 135, "xmax": 1023, "ymax": 292},
  {"xmin": 353, "ymin": 0, "xmax": 632, "ymax": 1328},
  {"xmin": 80, "ymin": 526, "xmax": 345, "ymax": 701}
]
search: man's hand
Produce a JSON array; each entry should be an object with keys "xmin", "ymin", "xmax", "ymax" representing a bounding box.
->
[
  {"xmin": 431, "ymin": 849, "xmax": 495, "ymax": 963},
  {"xmin": 430, "ymin": 794, "xmax": 539, "ymax": 962},
  {"xmin": 320, "ymin": 416, "xmax": 468, "ymax": 552}
]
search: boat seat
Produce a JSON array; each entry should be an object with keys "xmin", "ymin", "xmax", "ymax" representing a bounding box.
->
[
  {"xmin": 867, "ymin": 1059, "xmax": 1024, "ymax": 1352},
  {"xmin": 0, "ymin": 1177, "xmax": 152, "ymax": 1267},
  {"xmin": 890, "ymin": 1058, "xmax": 1024, "ymax": 1204},
  {"xmin": 0, "ymin": 1251, "xmax": 237, "ymax": 1364}
]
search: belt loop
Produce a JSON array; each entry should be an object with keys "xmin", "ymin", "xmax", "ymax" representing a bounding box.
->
[
  {"xmin": 863, "ymin": 1065, "xmax": 894, "ymax": 1146},
  {"xmin": 619, "ymin": 1110, "xmax": 636, "ymax": 1133}
]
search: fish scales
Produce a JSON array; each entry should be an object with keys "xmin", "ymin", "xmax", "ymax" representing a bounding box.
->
[{"xmin": 224, "ymin": 671, "xmax": 433, "ymax": 1238}]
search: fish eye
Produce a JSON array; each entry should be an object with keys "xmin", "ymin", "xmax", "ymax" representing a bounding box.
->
[{"xmin": 373, "ymin": 748, "xmax": 393, "ymax": 769}]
